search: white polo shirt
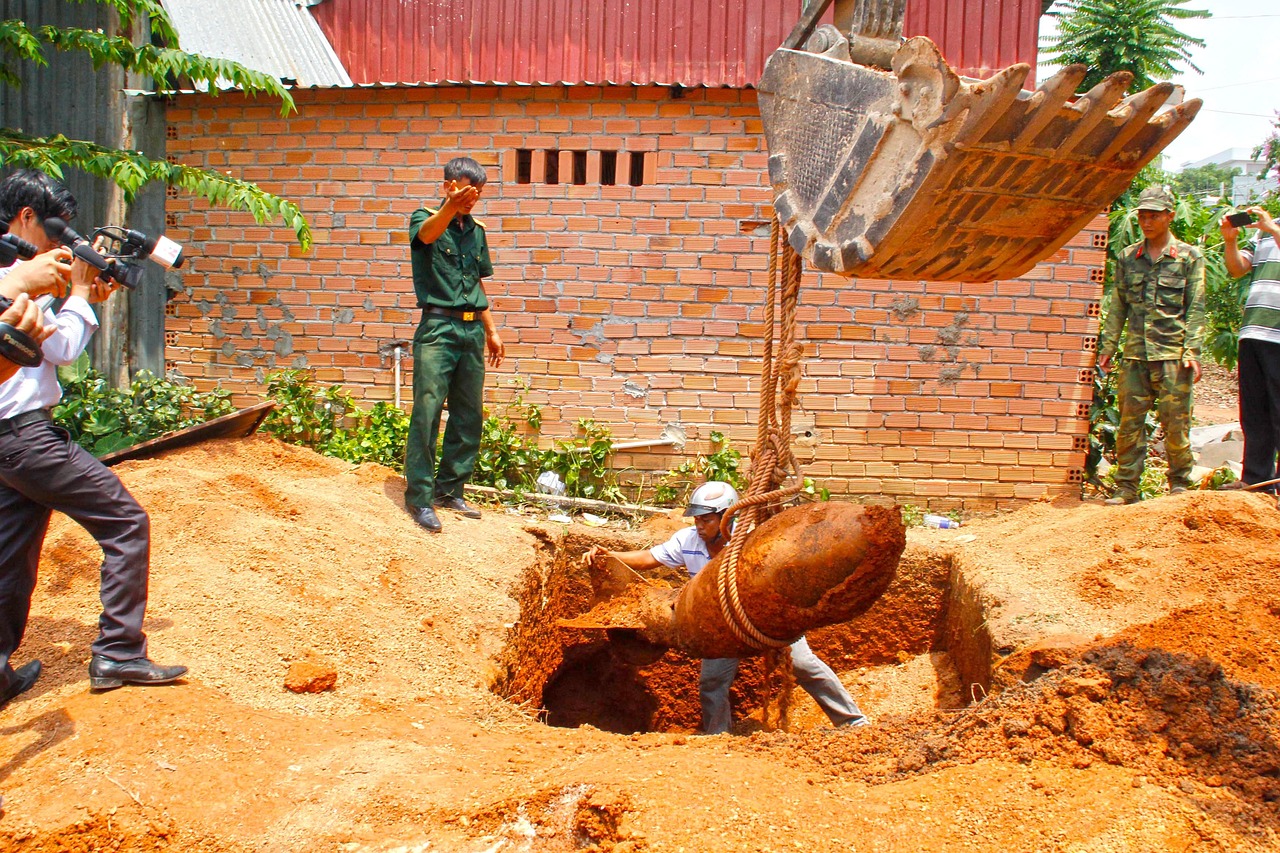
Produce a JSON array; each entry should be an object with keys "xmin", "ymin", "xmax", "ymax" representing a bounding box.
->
[{"xmin": 650, "ymin": 526, "xmax": 712, "ymax": 578}]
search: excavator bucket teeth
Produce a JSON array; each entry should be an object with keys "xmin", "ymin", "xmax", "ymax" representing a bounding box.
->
[{"xmin": 757, "ymin": 36, "xmax": 1201, "ymax": 282}]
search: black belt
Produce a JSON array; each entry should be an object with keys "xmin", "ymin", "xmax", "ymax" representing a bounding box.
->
[
  {"xmin": 423, "ymin": 306, "xmax": 483, "ymax": 322},
  {"xmin": 0, "ymin": 408, "xmax": 52, "ymax": 435}
]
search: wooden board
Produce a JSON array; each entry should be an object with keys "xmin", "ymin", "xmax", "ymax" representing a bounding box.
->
[{"xmin": 98, "ymin": 401, "xmax": 275, "ymax": 467}]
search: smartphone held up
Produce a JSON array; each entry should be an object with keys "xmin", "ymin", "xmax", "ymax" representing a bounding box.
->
[{"xmin": 1226, "ymin": 211, "xmax": 1256, "ymax": 228}]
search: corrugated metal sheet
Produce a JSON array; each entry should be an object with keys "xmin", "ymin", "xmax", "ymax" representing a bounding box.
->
[
  {"xmin": 162, "ymin": 0, "xmax": 352, "ymax": 88},
  {"xmin": 312, "ymin": 0, "xmax": 806, "ymax": 87},
  {"xmin": 310, "ymin": 0, "xmax": 1043, "ymax": 88},
  {"xmin": 904, "ymin": 0, "xmax": 1042, "ymax": 85}
]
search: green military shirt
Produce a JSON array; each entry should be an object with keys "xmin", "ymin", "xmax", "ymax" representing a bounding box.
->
[
  {"xmin": 1100, "ymin": 236, "xmax": 1206, "ymax": 362},
  {"xmin": 408, "ymin": 207, "xmax": 494, "ymax": 311}
]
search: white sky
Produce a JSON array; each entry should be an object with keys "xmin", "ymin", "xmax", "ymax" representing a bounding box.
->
[{"xmin": 1038, "ymin": 2, "xmax": 1280, "ymax": 171}]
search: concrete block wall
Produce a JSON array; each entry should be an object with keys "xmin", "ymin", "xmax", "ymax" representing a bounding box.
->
[{"xmin": 163, "ymin": 84, "xmax": 1106, "ymax": 510}]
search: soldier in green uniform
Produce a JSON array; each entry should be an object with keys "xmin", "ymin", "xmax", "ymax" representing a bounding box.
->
[
  {"xmin": 404, "ymin": 157, "xmax": 505, "ymax": 533},
  {"xmin": 1097, "ymin": 186, "xmax": 1206, "ymax": 505}
]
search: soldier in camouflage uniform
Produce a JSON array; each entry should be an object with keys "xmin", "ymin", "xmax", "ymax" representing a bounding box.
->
[{"xmin": 1097, "ymin": 186, "xmax": 1206, "ymax": 505}]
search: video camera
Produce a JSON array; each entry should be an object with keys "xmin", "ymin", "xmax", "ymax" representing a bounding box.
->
[
  {"xmin": 0, "ymin": 221, "xmax": 38, "ymax": 267},
  {"xmin": 0, "ymin": 294, "xmax": 42, "ymax": 367},
  {"xmin": 43, "ymin": 217, "xmax": 185, "ymax": 289}
]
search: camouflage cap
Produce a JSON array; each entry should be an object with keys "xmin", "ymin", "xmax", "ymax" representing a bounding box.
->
[{"xmin": 1135, "ymin": 185, "xmax": 1175, "ymax": 212}]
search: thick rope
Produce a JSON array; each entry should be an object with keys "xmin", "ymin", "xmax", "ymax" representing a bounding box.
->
[{"xmin": 713, "ymin": 218, "xmax": 807, "ymax": 653}]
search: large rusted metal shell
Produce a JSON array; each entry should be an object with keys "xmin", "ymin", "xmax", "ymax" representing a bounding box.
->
[
  {"xmin": 757, "ymin": 35, "xmax": 1202, "ymax": 282},
  {"xmin": 669, "ymin": 502, "xmax": 905, "ymax": 658},
  {"xmin": 562, "ymin": 502, "xmax": 905, "ymax": 659}
]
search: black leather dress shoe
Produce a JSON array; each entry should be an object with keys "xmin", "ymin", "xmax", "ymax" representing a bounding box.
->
[
  {"xmin": 434, "ymin": 495, "xmax": 481, "ymax": 519},
  {"xmin": 89, "ymin": 655, "xmax": 187, "ymax": 691},
  {"xmin": 409, "ymin": 504, "xmax": 443, "ymax": 532},
  {"xmin": 0, "ymin": 660, "xmax": 41, "ymax": 708}
]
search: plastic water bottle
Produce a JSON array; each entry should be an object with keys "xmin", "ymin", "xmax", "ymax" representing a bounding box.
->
[{"xmin": 923, "ymin": 514, "xmax": 960, "ymax": 529}]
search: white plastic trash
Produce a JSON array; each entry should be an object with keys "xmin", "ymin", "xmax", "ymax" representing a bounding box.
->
[
  {"xmin": 536, "ymin": 471, "xmax": 566, "ymax": 496},
  {"xmin": 923, "ymin": 514, "xmax": 960, "ymax": 529}
]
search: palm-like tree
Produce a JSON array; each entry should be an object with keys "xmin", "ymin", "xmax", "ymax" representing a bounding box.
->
[{"xmin": 1041, "ymin": 0, "xmax": 1210, "ymax": 92}]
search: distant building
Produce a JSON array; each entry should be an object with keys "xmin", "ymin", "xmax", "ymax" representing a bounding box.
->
[{"xmin": 1181, "ymin": 148, "xmax": 1279, "ymax": 205}]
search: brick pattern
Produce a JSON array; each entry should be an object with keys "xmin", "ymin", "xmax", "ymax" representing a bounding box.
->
[{"xmin": 163, "ymin": 85, "xmax": 1105, "ymax": 510}]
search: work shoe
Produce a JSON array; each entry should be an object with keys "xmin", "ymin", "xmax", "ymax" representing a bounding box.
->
[
  {"xmin": 1169, "ymin": 485, "xmax": 1188, "ymax": 495},
  {"xmin": 409, "ymin": 504, "xmax": 443, "ymax": 533},
  {"xmin": 89, "ymin": 655, "xmax": 187, "ymax": 691},
  {"xmin": 434, "ymin": 495, "xmax": 481, "ymax": 519},
  {"xmin": 1104, "ymin": 494, "xmax": 1138, "ymax": 506},
  {"xmin": 0, "ymin": 660, "xmax": 42, "ymax": 709}
]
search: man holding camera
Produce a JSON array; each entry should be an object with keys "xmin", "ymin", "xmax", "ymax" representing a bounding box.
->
[
  {"xmin": 403, "ymin": 157, "xmax": 505, "ymax": 533},
  {"xmin": 1097, "ymin": 185, "xmax": 1206, "ymax": 505},
  {"xmin": 1221, "ymin": 206, "xmax": 1280, "ymax": 492},
  {"xmin": 0, "ymin": 170, "xmax": 186, "ymax": 709}
]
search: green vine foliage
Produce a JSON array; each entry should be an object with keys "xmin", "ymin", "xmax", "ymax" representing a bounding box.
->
[
  {"xmin": 652, "ymin": 431, "xmax": 746, "ymax": 505},
  {"xmin": 49, "ymin": 365, "xmax": 759, "ymax": 508},
  {"xmin": 260, "ymin": 369, "xmax": 409, "ymax": 469},
  {"xmin": 52, "ymin": 362, "xmax": 236, "ymax": 455},
  {"xmin": 0, "ymin": 2, "xmax": 310, "ymax": 249}
]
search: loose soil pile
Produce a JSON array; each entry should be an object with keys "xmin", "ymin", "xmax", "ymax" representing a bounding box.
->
[{"xmin": 1, "ymin": 436, "xmax": 1278, "ymax": 851}]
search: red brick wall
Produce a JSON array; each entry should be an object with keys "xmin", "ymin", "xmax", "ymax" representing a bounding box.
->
[{"xmin": 163, "ymin": 85, "xmax": 1105, "ymax": 511}]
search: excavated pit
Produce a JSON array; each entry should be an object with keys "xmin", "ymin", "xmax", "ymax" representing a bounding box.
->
[{"xmin": 492, "ymin": 526, "xmax": 992, "ymax": 734}]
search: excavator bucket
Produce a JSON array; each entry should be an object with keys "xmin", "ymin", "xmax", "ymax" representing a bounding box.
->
[{"xmin": 757, "ymin": 1, "xmax": 1202, "ymax": 282}]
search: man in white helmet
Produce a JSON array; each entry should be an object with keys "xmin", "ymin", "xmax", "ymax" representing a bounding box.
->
[{"xmin": 589, "ymin": 481, "xmax": 869, "ymax": 734}]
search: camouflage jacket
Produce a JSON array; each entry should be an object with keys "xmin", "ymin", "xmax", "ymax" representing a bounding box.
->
[{"xmin": 1100, "ymin": 237, "xmax": 1206, "ymax": 362}]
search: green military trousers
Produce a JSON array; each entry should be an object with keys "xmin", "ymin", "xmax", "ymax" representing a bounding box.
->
[
  {"xmin": 1113, "ymin": 358, "xmax": 1195, "ymax": 498},
  {"xmin": 404, "ymin": 314, "xmax": 487, "ymax": 509}
]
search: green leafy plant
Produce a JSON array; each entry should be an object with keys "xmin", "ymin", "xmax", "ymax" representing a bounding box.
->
[
  {"xmin": 898, "ymin": 503, "xmax": 925, "ymax": 527},
  {"xmin": 547, "ymin": 419, "xmax": 625, "ymax": 503},
  {"xmin": 53, "ymin": 366, "xmax": 236, "ymax": 455},
  {"xmin": 262, "ymin": 369, "xmax": 353, "ymax": 452},
  {"xmin": 653, "ymin": 431, "xmax": 747, "ymax": 506},
  {"xmin": 327, "ymin": 402, "xmax": 411, "ymax": 470},
  {"xmin": 473, "ymin": 404, "xmax": 545, "ymax": 493}
]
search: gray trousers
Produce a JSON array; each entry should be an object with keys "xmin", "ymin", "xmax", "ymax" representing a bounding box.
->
[
  {"xmin": 0, "ymin": 418, "xmax": 150, "ymax": 696},
  {"xmin": 699, "ymin": 636, "xmax": 867, "ymax": 734}
]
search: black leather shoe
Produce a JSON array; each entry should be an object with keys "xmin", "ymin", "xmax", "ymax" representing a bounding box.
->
[
  {"xmin": 409, "ymin": 504, "xmax": 443, "ymax": 532},
  {"xmin": 89, "ymin": 655, "xmax": 187, "ymax": 691},
  {"xmin": 0, "ymin": 660, "xmax": 41, "ymax": 708},
  {"xmin": 434, "ymin": 495, "xmax": 481, "ymax": 519}
]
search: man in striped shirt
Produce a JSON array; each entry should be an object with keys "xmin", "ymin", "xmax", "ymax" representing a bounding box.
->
[{"xmin": 1222, "ymin": 206, "xmax": 1280, "ymax": 492}]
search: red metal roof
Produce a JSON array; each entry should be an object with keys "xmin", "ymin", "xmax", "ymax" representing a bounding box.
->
[
  {"xmin": 311, "ymin": 0, "xmax": 1041, "ymax": 88},
  {"xmin": 904, "ymin": 0, "xmax": 1043, "ymax": 85}
]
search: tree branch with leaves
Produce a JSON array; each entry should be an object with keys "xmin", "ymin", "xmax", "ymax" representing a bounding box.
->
[
  {"xmin": 1041, "ymin": 0, "xmax": 1210, "ymax": 93},
  {"xmin": 0, "ymin": 0, "xmax": 311, "ymax": 249}
]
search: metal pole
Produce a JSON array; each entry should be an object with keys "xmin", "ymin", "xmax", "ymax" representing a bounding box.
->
[{"xmin": 393, "ymin": 345, "xmax": 402, "ymax": 408}]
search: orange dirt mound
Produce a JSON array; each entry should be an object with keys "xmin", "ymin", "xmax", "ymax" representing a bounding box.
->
[{"xmin": 1, "ymin": 437, "xmax": 1279, "ymax": 851}]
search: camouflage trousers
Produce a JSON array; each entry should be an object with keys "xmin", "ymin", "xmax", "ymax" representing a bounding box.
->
[{"xmin": 1113, "ymin": 359, "xmax": 1194, "ymax": 497}]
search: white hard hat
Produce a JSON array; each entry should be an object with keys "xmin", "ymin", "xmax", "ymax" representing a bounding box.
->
[{"xmin": 684, "ymin": 481, "xmax": 740, "ymax": 517}]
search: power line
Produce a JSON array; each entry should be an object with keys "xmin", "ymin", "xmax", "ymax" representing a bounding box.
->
[
  {"xmin": 1199, "ymin": 108, "xmax": 1277, "ymax": 119},
  {"xmin": 1196, "ymin": 75, "xmax": 1280, "ymax": 93}
]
